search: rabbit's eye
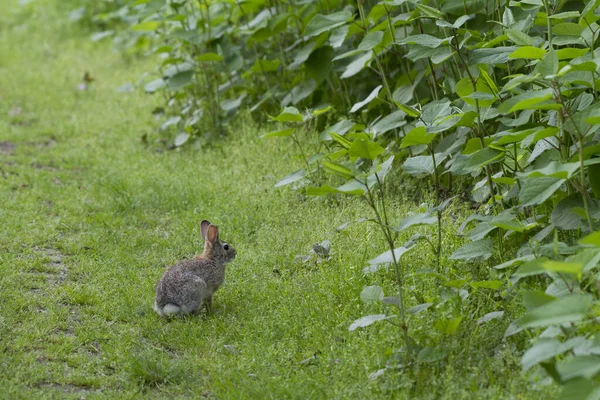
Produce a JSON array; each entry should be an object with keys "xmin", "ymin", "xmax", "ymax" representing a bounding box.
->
[{"xmin": 223, "ymin": 244, "xmax": 230, "ymax": 251}]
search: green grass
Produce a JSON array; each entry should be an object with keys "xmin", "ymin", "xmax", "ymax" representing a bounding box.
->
[{"xmin": 0, "ymin": 1, "xmax": 555, "ymax": 398}]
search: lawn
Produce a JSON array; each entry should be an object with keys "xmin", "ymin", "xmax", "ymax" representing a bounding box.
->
[{"xmin": 0, "ymin": 1, "xmax": 553, "ymax": 398}]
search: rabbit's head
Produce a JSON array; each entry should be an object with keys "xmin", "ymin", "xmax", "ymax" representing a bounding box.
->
[{"xmin": 200, "ymin": 220, "xmax": 237, "ymax": 264}]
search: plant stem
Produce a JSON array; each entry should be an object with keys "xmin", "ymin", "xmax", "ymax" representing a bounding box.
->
[{"xmin": 365, "ymin": 181, "xmax": 410, "ymax": 347}]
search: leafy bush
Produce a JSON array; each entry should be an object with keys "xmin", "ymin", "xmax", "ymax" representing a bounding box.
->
[{"xmin": 89, "ymin": 0, "xmax": 600, "ymax": 395}]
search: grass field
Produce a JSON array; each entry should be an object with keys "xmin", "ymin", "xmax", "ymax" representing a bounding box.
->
[{"xmin": 0, "ymin": 1, "xmax": 555, "ymax": 398}]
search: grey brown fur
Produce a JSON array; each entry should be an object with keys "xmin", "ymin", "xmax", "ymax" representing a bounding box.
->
[{"xmin": 154, "ymin": 220, "xmax": 236, "ymax": 316}]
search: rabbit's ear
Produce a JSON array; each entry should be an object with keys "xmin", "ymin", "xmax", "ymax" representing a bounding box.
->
[
  {"xmin": 200, "ymin": 220, "xmax": 211, "ymax": 241},
  {"xmin": 207, "ymin": 225, "xmax": 219, "ymax": 244}
]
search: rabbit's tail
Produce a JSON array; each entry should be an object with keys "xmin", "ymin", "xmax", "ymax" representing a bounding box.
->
[{"xmin": 154, "ymin": 301, "xmax": 181, "ymax": 316}]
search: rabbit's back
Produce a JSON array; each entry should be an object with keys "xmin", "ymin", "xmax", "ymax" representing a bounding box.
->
[{"xmin": 155, "ymin": 259, "xmax": 208, "ymax": 314}]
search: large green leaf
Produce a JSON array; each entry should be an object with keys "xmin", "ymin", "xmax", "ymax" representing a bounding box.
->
[
  {"xmin": 131, "ymin": 21, "xmax": 160, "ymax": 31},
  {"xmin": 350, "ymin": 85, "xmax": 383, "ymax": 113},
  {"xmin": 395, "ymin": 212, "xmax": 437, "ymax": 231},
  {"xmin": 557, "ymin": 356, "xmax": 600, "ymax": 381},
  {"xmin": 398, "ymin": 34, "xmax": 447, "ymax": 48},
  {"xmin": 449, "ymin": 239, "xmax": 493, "ymax": 261},
  {"xmin": 498, "ymin": 89, "xmax": 556, "ymax": 114},
  {"xmin": 470, "ymin": 47, "xmax": 517, "ymax": 64},
  {"xmin": 340, "ymin": 51, "xmax": 373, "ymax": 79},
  {"xmin": 522, "ymin": 339, "xmax": 578, "ymax": 371},
  {"xmin": 400, "ymin": 126, "xmax": 437, "ymax": 148},
  {"xmin": 403, "ymin": 156, "xmax": 435, "ymax": 176},
  {"xmin": 271, "ymin": 106, "xmax": 304, "ymax": 123},
  {"xmin": 262, "ymin": 128, "xmax": 295, "ymax": 138},
  {"xmin": 368, "ymin": 246, "xmax": 415, "ymax": 265},
  {"xmin": 274, "ymin": 169, "xmax": 307, "ymax": 188},
  {"xmin": 348, "ymin": 139, "xmax": 385, "ymax": 160},
  {"xmin": 509, "ymin": 46, "xmax": 546, "ymax": 59},
  {"xmin": 518, "ymin": 295, "xmax": 592, "ymax": 329},
  {"xmin": 360, "ymin": 285, "xmax": 384, "ymax": 303},
  {"xmin": 303, "ymin": 10, "xmax": 353, "ymax": 37},
  {"xmin": 349, "ymin": 314, "xmax": 396, "ymax": 331},
  {"xmin": 519, "ymin": 177, "xmax": 566, "ymax": 206},
  {"xmin": 305, "ymin": 46, "xmax": 334, "ymax": 83}
]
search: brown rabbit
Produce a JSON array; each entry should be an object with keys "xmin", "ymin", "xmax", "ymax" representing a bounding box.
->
[{"xmin": 153, "ymin": 220, "xmax": 237, "ymax": 316}]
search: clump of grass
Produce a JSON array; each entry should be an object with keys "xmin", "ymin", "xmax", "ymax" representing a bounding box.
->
[{"xmin": 127, "ymin": 349, "xmax": 187, "ymax": 388}]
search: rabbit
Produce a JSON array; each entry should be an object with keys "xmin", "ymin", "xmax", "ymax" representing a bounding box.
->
[{"xmin": 153, "ymin": 220, "xmax": 237, "ymax": 317}]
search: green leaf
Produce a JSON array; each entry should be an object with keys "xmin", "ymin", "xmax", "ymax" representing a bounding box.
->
[
  {"xmin": 477, "ymin": 311, "xmax": 504, "ymax": 324},
  {"xmin": 173, "ymin": 132, "xmax": 190, "ymax": 147},
  {"xmin": 514, "ymin": 258, "xmax": 549, "ymax": 277},
  {"xmin": 323, "ymin": 161, "xmax": 353, "ymax": 179},
  {"xmin": 330, "ymin": 132, "xmax": 352, "ymax": 149},
  {"xmin": 340, "ymin": 51, "xmax": 373, "ymax": 79},
  {"xmin": 349, "ymin": 314, "xmax": 396, "ymax": 331},
  {"xmin": 303, "ymin": 10, "xmax": 353, "ymax": 37},
  {"xmin": 131, "ymin": 21, "xmax": 160, "ymax": 31},
  {"xmin": 305, "ymin": 46, "xmax": 334, "ymax": 83},
  {"xmin": 549, "ymin": 11, "xmax": 580, "ymax": 19},
  {"xmin": 271, "ymin": 106, "xmax": 304, "ymax": 123},
  {"xmin": 552, "ymin": 194, "xmax": 588, "ymax": 230},
  {"xmin": 398, "ymin": 34, "xmax": 446, "ymax": 48},
  {"xmin": 506, "ymin": 29, "xmax": 535, "ymax": 45},
  {"xmin": 400, "ymin": 126, "xmax": 437, "ymax": 148},
  {"xmin": 470, "ymin": 47, "xmax": 516, "ymax": 64},
  {"xmin": 144, "ymin": 78, "xmax": 165, "ymax": 93},
  {"xmin": 348, "ymin": 139, "xmax": 385, "ymax": 160},
  {"xmin": 456, "ymin": 77, "xmax": 496, "ymax": 107},
  {"xmin": 245, "ymin": 58, "xmax": 281, "ymax": 76},
  {"xmin": 580, "ymin": 231, "xmax": 600, "ymax": 246},
  {"xmin": 559, "ymin": 379, "xmax": 600, "ymax": 400},
  {"xmin": 350, "ymin": 85, "xmax": 383, "ymax": 113},
  {"xmin": 519, "ymin": 177, "xmax": 566, "ymax": 206},
  {"xmin": 337, "ymin": 180, "xmax": 367, "ymax": 195},
  {"xmin": 368, "ymin": 246, "xmax": 414, "ymax": 265},
  {"xmin": 375, "ymin": 155, "xmax": 395, "ymax": 183},
  {"xmin": 542, "ymin": 260, "xmax": 584, "ymax": 275},
  {"xmin": 197, "ymin": 53, "xmax": 223, "ymax": 62},
  {"xmin": 522, "ymin": 339, "xmax": 573, "ymax": 371},
  {"xmin": 367, "ymin": 110, "xmax": 407, "ymax": 137},
  {"xmin": 523, "ymin": 291, "xmax": 555, "ymax": 310},
  {"xmin": 471, "ymin": 280, "xmax": 504, "ymax": 289},
  {"xmin": 557, "ymin": 356, "xmax": 600, "ymax": 381},
  {"xmin": 262, "ymin": 128, "xmax": 295, "ymax": 138},
  {"xmin": 395, "ymin": 212, "xmax": 437, "ymax": 231},
  {"xmin": 535, "ymin": 49, "xmax": 558, "ymax": 77},
  {"xmin": 568, "ymin": 248, "xmax": 600, "ymax": 272},
  {"xmin": 556, "ymin": 48, "xmax": 589, "ymax": 60},
  {"xmin": 358, "ymin": 31, "xmax": 384, "ymax": 51},
  {"xmin": 435, "ymin": 317, "xmax": 463, "ymax": 335},
  {"xmin": 167, "ymin": 70, "xmax": 194, "ymax": 91},
  {"xmin": 396, "ymin": 103, "xmax": 420, "ymax": 117},
  {"xmin": 449, "ymin": 239, "xmax": 493, "ymax": 261},
  {"xmin": 509, "ymin": 46, "xmax": 546, "ymax": 59},
  {"xmin": 553, "ymin": 22, "xmax": 583, "ymax": 36},
  {"xmin": 498, "ymin": 88, "xmax": 556, "ymax": 114},
  {"xmin": 403, "ymin": 156, "xmax": 434, "ymax": 176},
  {"xmin": 360, "ymin": 285, "xmax": 384, "ymax": 303},
  {"xmin": 305, "ymin": 185, "xmax": 340, "ymax": 196},
  {"xmin": 407, "ymin": 303, "xmax": 433, "ymax": 314},
  {"xmin": 415, "ymin": 3, "xmax": 445, "ymax": 18},
  {"xmin": 274, "ymin": 169, "xmax": 307, "ymax": 188},
  {"xmin": 518, "ymin": 161, "xmax": 580, "ymax": 179},
  {"xmin": 518, "ymin": 294, "xmax": 592, "ymax": 329},
  {"xmin": 465, "ymin": 148, "xmax": 504, "ymax": 172}
]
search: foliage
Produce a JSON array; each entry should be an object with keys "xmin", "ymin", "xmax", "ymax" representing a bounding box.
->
[{"xmin": 76, "ymin": 0, "xmax": 600, "ymax": 394}]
